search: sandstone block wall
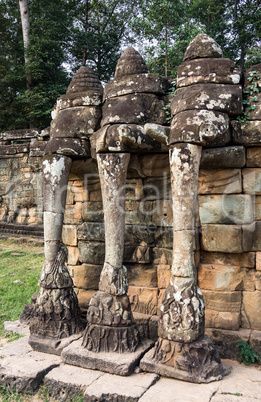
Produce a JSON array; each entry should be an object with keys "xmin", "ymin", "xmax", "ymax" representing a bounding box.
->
[
  {"xmin": 0, "ymin": 130, "xmax": 47, "ymax": 228},
  {"xmin": 61, "ymin": 145, "xmax": 261, "ymax": 344}
]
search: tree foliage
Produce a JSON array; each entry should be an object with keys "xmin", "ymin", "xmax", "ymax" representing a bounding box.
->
[
  {"xmin": 132, "ymin": 0, "xmax": 201, "ymax": 78},
  {"xmin": 70, "ymin": 0, "xmax": 138, "ymax": 81},
  {"xmin": 190, "ymin": 0, "xmax": 261, "ymax": 70},
  {"xmin": 0, "ymin": 0, "xmax": 260, "ymax": 131}
]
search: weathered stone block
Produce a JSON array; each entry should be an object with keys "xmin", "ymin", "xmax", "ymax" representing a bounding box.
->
[
  {"xmin": 171, "ymin": 84, "xmax": 242, "ymax": 117},
  {"xmin": 250, "ymin": 221, "xmax": 261, "ymax": 251},
  {"xmin": 149, "ymin": 315, "xmax": 159, "ymax": 342},
  {"xmin": 255, "ymin": 272, "xmax": 261, "ymax": 291},
  {"xmin": 76, "ymin": 289, "xmax": 96, "ymax": 309},
  {"xmin": 233, "ymin": 120, "xmax": 261, "ymax": 145},
  {"xmin": 143, "ymin": 176, "xmax": 171, "ymax": 200},
  {"xmin": 44, "ymin": 364, "xmax": 102, "ymax": 402},
  {"xmin": 133, "ymin": 153, "xmax": 170, "ymax": 177},
  {"xmin": 83, "ymin": 367, "xmax": 158, "ymax": 398},
  {"xmin": 127, "ymin": 263, "xmax": 157, "ymax": 287},
  {"xmin": 101, "ymin": 93, "xmax": 167, "ymax": 126},
  {"xmin": 125, "ymin": 178, "xmax": 144, "ymax": 200},
  {"xmin": 202, "ymin": 290, "xmax": 242, "ymax": 312},
  {"xmin": 104, "ymin": 73, "xmax": 170, "ymax": 99},
  {"xmin": 152, "ymin": 247, "xmax": 172, "ymax": 265},
  {"xmin": 205, "ymin": 309, "xmax": 241, "ymax": 331},
  {"xmin": 44, "ymin": 137, "xmax": 91, "ymax": 157},
  {"xmin": 82, "ymin": 202, "xmax": 104, "ymax": 222},
  {"xmin": 246, "ymin": 147, "xmax": 261, "ymax": 168},
  {"xmin": 62, "ymin": 225, "xmax": 77, "ymax": 246},
  {"xmin": 124, "ymin": 245, "xmax": 152, "ymax": 264},
  {"xmin": 242, "ymin": 168, "xmax": 261, "ymax": 194},
  {"xmin": 70, "ymin": 158, "xmax": 98, "ymax": 177},
  {"xmin": 201, "ymin": 224, "xmax": 242, "ymax": 253},
  {"xmin": 200, "ymin": 146, "xmax": 245, "ymax": 169},
  {"xmin": 257, "ymin": 252, "xmax": 261, "ymax": 270},
  {"xmin": 205, "ymin": 328, "xmax": 250, "ymax": 359},
  {"xmin": 150, "ymin": 200, "xmax": 173, "ymax": 227},
  {"xmin": 132, "ymin": 311, "xmax": 150, "ymax": 340},
  {"xmin": 157, "ymin": 264, "xmax": 171, "ymax": 289},
  {"xmin": 183, "ymin": 33, "xmax": 223, "ymax": 61},
  {"xmin": 125, "ymin": 224, "xmax": 156, "ymax": 247},
  {"xmin": 177, "ymin": 58, "xmax": 241, "ymax": 88},
  {"xmin": 50, "ymin": 106, "xmax": 101, "ymax": 138},
  {"xmin": 64, "ymin": 202, "xmax": 82, "ymax": 224},
  {"xmin": 241, "ymin": 291, "xmax": 261, "ymax": 330},
  {"xmin": 250, "ymin": 330, "xmax": 261, "ymax": 355},
  {"xmin": 78, "ymin": 241, "xmax": 105, "ymax": 265},
  {"xmin": 67, "ymin": 246, "xmax": 79, "ymax": 265},
  {"xmin": 254, "ymin": 196, "xmax": 261, "ymax": 220},
  {"xmin": 243, "ymin": 269, "xmax": 256, "ymax": 291},
  {"xmin": 125, "ymin": 200, "xmax": 154, "ymax": 226},
  {"xmin": 77, "ymin": 222, "xmax": 105, "ymax": 242},
  {"xmin": 155, "ymin": 226, "xmax": 173, "ymax": 249},
  {"xmin": 73, "ymin": 264, "xmax": 102, "ymax": 289},
  {"xmin": 128, "ymin": 286, "xmax": 158, "ymax": 315},
  {"xmin": 199, "ymin": 194, "xmax": 254, "ymax": 224},
  {"xmin": 170, "ymin": 110, "xmax": 231, "ymax": 146},
  {"xmin": 198, "ymin": 169, "xmax": 242, "ymax": 194},
  {"xmin": 198, "ymin": 264, "xmax": 244, "ymax": 291},
  {"xmin": 0, "ymin": 337, "xmax": 61, "ymax": 394},
  {"xmin": 200, "ymin": 251, "xmax": 256, "ymax": 268},
  {"xmin": 242, "ymin": 222, "xmax": 256, "ymax": 251}
]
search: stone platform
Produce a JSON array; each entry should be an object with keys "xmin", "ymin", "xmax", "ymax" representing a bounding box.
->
[{"xmin": 1, "ymin": 335, "xmax": 261, "ymax": 401}]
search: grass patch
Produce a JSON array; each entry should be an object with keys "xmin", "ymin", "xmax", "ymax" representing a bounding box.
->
[{"xmin": 0, "ymin": 238, "xmax": 44, "ymax": 338}]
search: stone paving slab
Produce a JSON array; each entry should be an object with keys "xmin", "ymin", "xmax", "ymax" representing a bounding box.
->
[
  {"xmin": 139, "ymin": 376, "xmax": 220, "ymax": 402},
  {"xmin": 4, "ymin": 320, "xmax": 30, "ymax": 336},
  {"xmin": 62, "ymin": 338, "xmax": 154, "ymax": 376},
  {"xmin": 1, "ymin": 336, "xmax": 261, "ymax": 401},
  {"xmin": 0, "ymin": 336, "xmax": 61, "ymax": 394},
  {"xmin": 84, "ymin": 371, "xmax": 159, "ymax": 401},
  {"xmin": 139, "ymin": 359, "xmax": 261, "ymax": 402},
  {"xmin": 216, "ymin": 359, "xmax": 261, "ymax": 400},
  {"xmin": 44, "ymin": 364, "xmax": 103, "ymax": 401},
  {"xmin": 29, "ymin": 333, "xmax": 83, "ymax": 356}
]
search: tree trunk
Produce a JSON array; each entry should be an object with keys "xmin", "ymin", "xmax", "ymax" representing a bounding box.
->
[
  {"xmin": 165, "ymin": 27, "xmax": 168, "ymax": 78},
  {"xmin": 82, "ymin": 0, "xmax": 89, "ymax": 65},
  {"xmin": 18, "ymin": 0, "xmax": 32, "ymax": 89}
]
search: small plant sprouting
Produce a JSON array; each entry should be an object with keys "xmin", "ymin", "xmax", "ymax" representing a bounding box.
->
[
  {"xmin": 237, "ymin": 70, "xmax": 260, "ymax": 123},
  {"xmin": 237, "ymin": 340, "xmax": 261, "ymax": 366}
]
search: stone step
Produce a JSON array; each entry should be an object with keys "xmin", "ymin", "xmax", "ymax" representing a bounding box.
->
[{"xmin": 1, "ymin": 336, "xmax": 261, "ymax": 401}]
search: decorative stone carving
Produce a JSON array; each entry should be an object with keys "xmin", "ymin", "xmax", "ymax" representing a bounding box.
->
[
  {"xmin": 29, "ymin": 66, "xmax": 103, "ymax": 350},
  {"xmin": 141, "ymin": 34, "xmax": 234, "ymax": 382},
  {"xmin": 82, "ymin": 153, "xmax": 140, "ymax": 353},
  {"xmin": 84, "ymin": 49, "xmax": 169, "ymax": 358},
  {"xmin": 142, "ymin": 336, "xmax": 226, "ymax": 383},
  {"xmin": 92, "ymin": 47, "xmax": 169, "ymax": 154}
]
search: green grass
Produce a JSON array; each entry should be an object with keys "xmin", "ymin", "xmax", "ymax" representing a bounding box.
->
[{"xmin": 0, "ymin": 238, "xmax": 44, "ymax": 338}]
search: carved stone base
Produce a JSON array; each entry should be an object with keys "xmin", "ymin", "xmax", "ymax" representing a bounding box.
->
[
  {"xmin": 29, "ymin": 288, "xmax": 84, "ymax": 340},
  {"xmin": 140, "ymin": 336, "xmax": 228, "ymax": 383},
  {"xmin": 28, "ymin": 333, "xmax": 82, "ymax": 356},
  {"xmin": 87, "ymin": 290, "xmax": 134, "ymax": 327},
  {"xmin": 62, "ymin": 337, "xmax": 154, "ymax": 376},
  {"xmin": 82, "ymin": 323, "xmax": 139, "ymax": 353}
]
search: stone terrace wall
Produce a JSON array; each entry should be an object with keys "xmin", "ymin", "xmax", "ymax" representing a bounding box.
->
[
  {"xmin": 0, "ymin": 129, "xmax": 47, "ymax": 233},
  {"xmin": 63, "ymin": 143, "xmax": 261, "ymax": 355}
]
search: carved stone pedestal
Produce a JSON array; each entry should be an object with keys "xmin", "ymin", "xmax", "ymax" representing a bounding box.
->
[
  {"xmin": 82, "ymin": 291, "xmax": 139, "ymax": 353},
  {"xmin": 29, "ymin": 245, "xmax": 84, "ymax": 355},
  {"xmin": 140, "ymin": 336, "xmax": 227, "ymax": 383},
  {"xmin": 140, "ymin": 141, "xmax": 226, "ymax": 382}
]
